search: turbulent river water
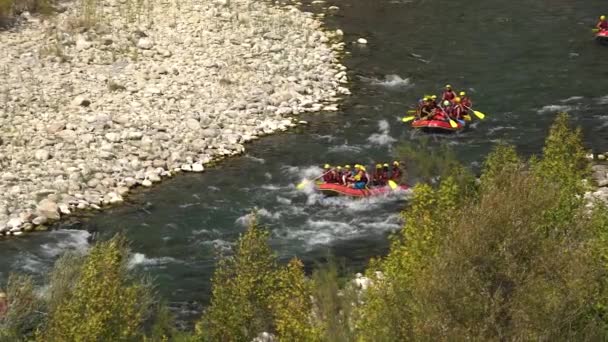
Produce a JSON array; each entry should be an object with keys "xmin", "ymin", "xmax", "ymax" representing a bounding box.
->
[{"xmin": 1, "ymin": 0, "xmax": 608, "ymax": 323}]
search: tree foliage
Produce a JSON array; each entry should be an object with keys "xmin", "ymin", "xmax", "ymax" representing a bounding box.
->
[
  {"xmin": 196, "ymin": 219, "xmax": 279, "ymax": 342},
  {"xmin": 38, "ymin": 235, "xmax": 153, "ymax": 342}
]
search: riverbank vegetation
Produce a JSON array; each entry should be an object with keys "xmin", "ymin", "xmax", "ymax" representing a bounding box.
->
[{"xmin": 2, "ymin": 113, "xmax": 608, "ymax": 341}]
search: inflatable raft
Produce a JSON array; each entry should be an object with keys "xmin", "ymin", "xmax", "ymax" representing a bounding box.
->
[
  {"xmin": 596, "ymin": 29, "xmax": 608, "ymax": 44},
  {"xmin": 411, "ymin": 118, "xmax": 466, "ymax": 133},
  {"xmin": 316, "ymin": 182, "xmax": 409, "ymax": 197}
]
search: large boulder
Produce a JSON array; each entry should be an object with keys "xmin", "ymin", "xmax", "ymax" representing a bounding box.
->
[{"xmin": 36, "ymin": 199, "xmax": 60, "ymax": 220}]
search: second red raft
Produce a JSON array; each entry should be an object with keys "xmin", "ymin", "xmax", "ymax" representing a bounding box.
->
[{"xmin": 316, "ymin": 183, "xmax": 409, "ymax": 197}]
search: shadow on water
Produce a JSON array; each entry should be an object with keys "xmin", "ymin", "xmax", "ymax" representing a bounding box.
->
[{"xmin": 2, "ymin": 0, "xmax": 608, "ymax": 324}]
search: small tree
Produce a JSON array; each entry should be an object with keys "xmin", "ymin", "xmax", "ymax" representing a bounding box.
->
[
  {"xmin": 196, "ymin": 218, "xmax": 279, "ymax": 341},
  {"xmin": 39, "ymin": 235, "xmax": 153, "ymax": 341},
  {"xmin": 271, "ymin": 258, "xmax": 320, "ymax": 342}
]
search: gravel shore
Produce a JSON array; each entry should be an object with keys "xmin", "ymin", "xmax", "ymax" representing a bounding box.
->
[{"xmin": 0, "ymin": 0, "xmax": 349, "ymax": 236}]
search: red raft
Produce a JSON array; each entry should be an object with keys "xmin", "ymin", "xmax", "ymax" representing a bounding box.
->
[
  {"xmin": 316, "ymin": 182, "xmax": 409, "ymax": 197},
  {"xmin": 411, "ymin": 118, "xmax": 465, "ymax": 133},
  {"xmin": 596, "ymin": 29, "xmax": 608, "ymax": 44}
]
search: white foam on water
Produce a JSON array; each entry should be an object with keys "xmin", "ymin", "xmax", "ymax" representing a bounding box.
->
[
  {"xmin": 264, "ymin": 172, "xmax": 272, "ymax": 180},
  {"xmin": 487, "ymin": 126, "xmax": 516, "ymax": 134},
  {"xmin": 537, "ymin": 104, "xmax": 573, "ymax": 114},
  {"xmin": 244, "ymin": 154, "xmax": 265, "ymax": 164},
  {"xmin": 235, "ymin": 212, "xmax": 256, "ymax": 226},
  {"xmin": 361, "ymin": 74, "xmax": 413, "ymax": 89},
  {"xmin": 276, "ymin": 196, "xmax": 292, "ymax": 205},
  {"xmin": 367, "ymin": 119, "xmax": 396, "ymax": 146},
  {"xmin": 328, "ymin": 143, "xmax": 363, "ymax": 153},
  {"xmin": 179, "ymin": 202, "xmax": 199, "ymax": 209},
  {"xmin": 358, "ymin": 213, "xmax": 402, "ymax": 231},
  {"xmin": 200, "ymin": 239, "xmax": 234, "ymax": 253},
  {"xmin": 128, "ymin": 253, "xmax": 182, "ymax": 269},
  {"xmin": 40, "ymin": 230, "xmax": 91, "ymax": 258},
  {"xmin": 207, "ymin": 186, "xmax": 220, "ymax": 191},
  {"xmin": 597, "ymin": 95, "xmax": 608, "ymax": 105},
  {"xmin": 311, "ymin": 133, "xmax": 337, "ymax": 142},
  {"xmin": 560, "ymin": 96, "xmax": 583, "ymax": 103},
  {"xmin": 260, "ymin": 184, "xmax": 281, "ymax": 191},
  {"xmin": 257, "ymin": 208, "xmax": 282, "ymax": 220}
]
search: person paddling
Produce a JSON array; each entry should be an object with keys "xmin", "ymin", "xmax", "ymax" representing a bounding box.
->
[
  {"xmin": 342, "ymin": 165, "xmax": 352, "ymax": 185},
  {"xmin": 390, "ymin": 161, "xmax": 403, "ymax": 182},
  {"xmin": 598, "ymin": 15, "xmax": 608, "ymax": 30},
  {"xmin": 335, "ymin": 166, "xmax": 343, "ymax": 185},
  {"xmin": 381, "ymin": 163, "xmax": 390, "ymax": 186},
  {"xmin": 373, "ymin": 164, "xmax": 383, "ymax": 186},
  {"xmin": 322, "ymin": 164, "xmax": 337, "ymax": 183},
  {"xmin": 452, "ymin": 97, "xmax": 465, "ymax": 121},
  {"xmin": 442, "ymin": 85, "xmax": 456, "ymax": 102}
]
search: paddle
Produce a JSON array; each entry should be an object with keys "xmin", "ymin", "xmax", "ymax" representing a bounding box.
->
[
  {"xmin": 296, "ymin": 171, "xmax": 330, "ymax": 190},
  {"xmin": 437, "ymin": 104, "xmax": 458, "ymax": 128},
  {"xmin": 593, "ymin": 28, "xmax": 600, "ymax": 33},
  {"xmin": 402, "ymin": 116, "xmax": 416, "ymax": 122},
  {"xmin": 387, "ymin": 179, "xmax": 398, "ymax": 190},
  {"xmin": 464, "ymin": 105, "xmax": 486, "ymax": 120}
]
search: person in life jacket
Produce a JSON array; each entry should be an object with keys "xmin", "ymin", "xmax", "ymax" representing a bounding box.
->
[
  {"xmin": 430, "ymin": 95, "xmax": 438, "ymax": 109},
  {"xmin": 598, "ymin": 15, "xmax": 608, "ymax": 30},
  {"xmin": 459, "ymin": 91, "xmax": 472, "ymax": 113},
  {"xmin": 381, "ymin": 163, "xmax": 390, "ymax": 185},
  {"xmin": 419, "ymin": 97, "xmax": 434, "ymax": 120},
  {"xmin": 452, "ymin": 97, "xmax": 465, "ymax": 120},
  {"xmin": 373, "ymin": 164, "xmax": 384, "ymax": 186},
  {"xmin": 390, "ymin": 161, "xmax": 403, "ymax": 182},
  {"xmin": 342, "ymin": 165, "xmax": 352, "ymax": 185},
  {"xmin": 442, "ymin": 85, "xmax": 456, "ymax": 102},
  {"xmin": 335, "ymin": 166, "xmax": 343, "ymax": 185},
  {"xmin": 322, "ymin": 164, "xmax": 336, "ymax": 183}
]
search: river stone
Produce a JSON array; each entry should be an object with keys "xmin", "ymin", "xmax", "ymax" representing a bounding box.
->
[
  {"xmin": 186, "ymin": 118, "xmax": 201, "ymax": 131},
  {"xmin": 47, "ymin": 122, "xmax": 66, "ymax": 134},
  {"xmin": 192, "ymin": 163, "xmax": 204, "ymax": 172},
  {"xmin": 58, "ymin": 203, "xmax": 71, "ymax": 215},
  {"xmin": 71, "ymin": 95, "xmax": 91, "ymax": 107},
  {"xmin": 142, "ymin": 179, "xmax": 153, "ymax": 187},
  {"xmin": 137, "ymin": 37, "xmax": 154, "ymax": 49},
  {"xmin": 105, "ymin": 132, "xmax": 121, "ymax": 142},
  {"xmin": 34, "ymin": 149, "xmax": 51, "ymax": 161},
  {"xmin": 57, "ymin": 129, "xmax": 78, "ymax": 142},
  {"xmin": 32, "ymin": 216, "xmax": 47, "ymax": 225},
  {"xmin": 37, "ymin": 199, "xmax": 60, "ymax": 220},
  {"xmin": 201, "ymin": 128, "xmax": 218, "ymax": 138},
  {"xmin": 357, "ymin": 38, "xmax": 368, "ymax": 44}
]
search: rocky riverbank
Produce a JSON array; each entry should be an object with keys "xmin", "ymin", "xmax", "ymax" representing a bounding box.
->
[{"xmin": 0, "ymin": 0, "xmax": 349, "ymax": 236}]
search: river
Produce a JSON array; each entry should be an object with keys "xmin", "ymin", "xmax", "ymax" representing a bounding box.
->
[{"xmin": 1, "ymin": 0, "xmax": 607, "ymax": 324}]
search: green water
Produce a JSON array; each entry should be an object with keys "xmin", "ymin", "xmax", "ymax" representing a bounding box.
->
[{"xmin": 1, "ymin": 0, "xmax": 607, "ymax": 323}]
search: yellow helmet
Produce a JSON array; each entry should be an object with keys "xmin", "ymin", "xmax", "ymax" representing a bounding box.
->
[
  {"xmin": 336, "ymin": 166, "xmax": 342, "ymax": 170},
  {"xmin": 431, "ymin": 95, "xmax": 437, "ymax": 100},
  {"xmin": 360, "ymin": 166, "xmax": 366, "ymax": 171},
  {"xmin": 344, "ymin": 165, "xmax": 351, "ymax": 169},
  {"xmin": 601, "ymin": 15, "xmax": 606, "ymax": 20},
  {"xmin": 324, "ymin": 164, "xmax": 330, "ymax": 169},
  {"xmin": 376, "ymin": 163, "xmax": 382, "ymax": 169},
  {"xmin": 383, "ymin": 163, "xmax": 389, "ymax": 167},
  {"xmin": 454, "ymin": 97, "xmax": 461, "ymax": 103},
  {"xmin": 393, "ymin": 161, "xmax": 400, "ymax": 166},
  {"xmin": 445, "ymin": 84, "xmax": 452, "ymax": 89},
  {"xmin": 459, "ymin": 91, "xmax": 466, "ymax": 96}
]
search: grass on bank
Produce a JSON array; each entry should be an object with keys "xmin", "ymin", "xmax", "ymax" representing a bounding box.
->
[{"xmin": 2, "ymin": 113, "xmax": 608, "ymax": 341}]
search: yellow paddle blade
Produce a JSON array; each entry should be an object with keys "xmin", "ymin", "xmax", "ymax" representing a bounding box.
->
[
  {"xmin": 449, "ymin": 119, "xmax": 458, "ymax": 128},
  {"xmin": 402, "ymin": 116, "xmax": 415, "ymax": 122},
  {"xmin": 296, "ymin": 179, "xmax": 309, "ymax": 190},
  {"xmin": 593, "ymin": 28, "xmax": 600, "ymax": 33},
  {"xmin": 388, "ymin": 180, "xmax": 398, "ymax": 190},
  {"xmin": 463, "ymin": 114, "xmax": 472, "ymax": 122},
  {"xmin": 473, "ymin": 110, "xmax": 486, "ymax": 119}
]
